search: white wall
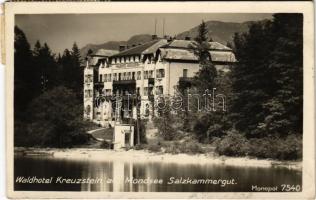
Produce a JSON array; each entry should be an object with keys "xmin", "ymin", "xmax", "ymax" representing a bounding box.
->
[
  {"xmin": 168, "ymin": 62, "xmax": 200, "ymax": 95},
  {"xmin": 114, "ymin": 125, "xmax": 134, "ymax": 149}
]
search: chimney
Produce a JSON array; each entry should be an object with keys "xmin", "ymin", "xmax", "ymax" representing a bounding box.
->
[
  {"xmin": 185, "ymin": 36, "xmax": 191, "ymax": 41},
  {"xmin": 119, "ymin": 45, "xmax": 126, "ymax": 52},
  {"xmin": 164, "ymin": 35, "xmax": 173, "ymax": 42},
  {"xmin": 152, "ymin": 34, "xmax": 158, "ymax": 40}
]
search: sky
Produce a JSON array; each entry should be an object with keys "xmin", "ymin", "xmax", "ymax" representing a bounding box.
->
[{"xmin": 15, "ymin": 13, "xmax": 273, "ymax": 54}]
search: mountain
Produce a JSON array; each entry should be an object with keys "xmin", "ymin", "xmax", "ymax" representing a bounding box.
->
[
  {"xmin": 176, "ymin": 21, "xmax": 251, "ymax": 45},
  {"xmin": 80, "ymin": 34, "xmax": 152, "ymax": 58},
  {"xmin": 80, "ymin": 21, "xmax": 253, "ymax": 58}
]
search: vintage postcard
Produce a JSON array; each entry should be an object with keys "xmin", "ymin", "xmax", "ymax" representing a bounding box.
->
[{"xmin": 2, "ymin": 1, "xmax": 315, "ymax": 199}]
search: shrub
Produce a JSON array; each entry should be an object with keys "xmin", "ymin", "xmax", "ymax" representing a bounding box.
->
[
  {"xmin": 164, "ymin": 142, "xmax": 181, "ymax": 154},
  {"xmin": 214, "ymin": 130, "xmax": 302, "ymax": 160},
  {"xmin": 215, "ymin": 130, "xmax": 250, "ymax": 157},
  {"xmin": 147, "ymin": 143, "xmax": 161, "ymax": 152},
  {"xmin": 21, "ymin": 86, "xmax": 90, "ymax": 148},
  {"xmin": 162, "ymin": 141, "xmax": 205, "ymax": 155},
  {"xmin": 271, "ymin": 134, "xmax": 302, "ymax": 160},
  {"xmin": 153, "ymin": 115, "xmax": 176, "ymax": 141},
  {"xmin": 100, "ymin": 140, "xmax": 111, "ymax": 149},
  {"xmin": 178, "ymin": 141, "xmax": 205, "ymax": 154},
  {"xmin": 134, "ymin": 119, "xmax": 147, "ymax": 145}
]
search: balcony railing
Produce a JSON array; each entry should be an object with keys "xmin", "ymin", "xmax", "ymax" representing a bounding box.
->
[{"xmin": 113, "ymin": 79, "xmax": 136, "ymax": 85}]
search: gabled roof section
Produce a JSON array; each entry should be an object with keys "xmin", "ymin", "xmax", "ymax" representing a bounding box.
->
[
  {"xmin": 209, "ymin": 51, "xmax": 236, "ymax": 62},
  {"xmin": 88, "ymin": 49, "xmax": 119, "ymax": 65},
  {"xmin": 112, "ymin": 39, "xmax": 165, "ymax": 57},
  {"xmin": 92, "ymin": 49, "xmax": 119, "ymax": 57},
  {"xmin": 163, "ymin": 40, "xmax": 232, "ymax": 51},
  {"xmin": 142, "ymin": 39, "xmax": 168, "ymax": 55},
  {"xmin": 208, "ymin": 42, "xmax": 232, "ymax": 51},
  {"xmin": 160, "ymin": 48, "xmax": 197, "ymax": 61},
  {"xmin": 167, "ymin": 40, "xmax": 196, "ymax": 49}
]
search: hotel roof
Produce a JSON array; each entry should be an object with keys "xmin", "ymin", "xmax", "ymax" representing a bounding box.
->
[
  {"xmin": 159, "ymin": 48, "xmax": 236, "ymax": 63},
  {"xmin": 112, "ymin": 39, "xmax": 167, "ymax": 57},
  {"xmin": 88, "ymin": 49, "xmax": 119, "ymax": 65},
  {"xmin": 165, "ymin": 40, "xmax": 232, "ymax": 51}
]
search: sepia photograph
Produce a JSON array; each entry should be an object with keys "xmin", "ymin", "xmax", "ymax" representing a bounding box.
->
[{"xmin": 3, "ymin": 1, "xmax": 315, "ymax": 199}]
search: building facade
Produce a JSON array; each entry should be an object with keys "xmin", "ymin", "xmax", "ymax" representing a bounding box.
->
[{"xmin": 83, "ymin": 38, "xmax": 236, "ymax": 126}]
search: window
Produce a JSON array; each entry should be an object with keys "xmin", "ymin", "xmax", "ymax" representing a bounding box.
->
[
  {"xmin": 156, "ymin": 69, "xmax": 165, "ymax": 78},
  {"xmin": 99, "ymin": 74, "xmax": 103, "ymax": 82},
  {"xmin": 137, "ymin": 71, "xmax": 141, "ymax": 80},
  {"xmin": 113, "ymin": 73, "xmax": 117, "ymax": 81},
  {"xmin": 118, "ymin": 73, "xmax": 122, "ymax": 81},
  {"xmin": 105, "ymin": 89, "xmax": 111, "ymax": 96},
  {"xmin": 104, "ymin": 74, "xmax": 107, "ymax": 82},
  {"xmin": 156, "ymin": 86, "xmax": 163, "ymax": 95},
  {"xmin": 85, "ymin": 75, "xmax": 93, "ymax": 83},
  {"xmin": 144, "ymin": 87, "xmax": 148, "ymax": 96},
  {"xmin": 123, "ymin": 72, "xmax": 127, "ymax": 80},
  {"xmin": 127, "ymin": 72, "xmax": 131, "ymax": 80},
  {"xmin": 108, "ymin": 74, "xmax": 111, "ymax": 82},
  {"xmin": 148, "ymin": 70, "xmax": 153, "ymax": 78},
  {"xmin": 85, "ymin": 90, "xmax": 93, "ymax": 98},
  {"xmin": 144, "ymin": 71, "xmax": 148, "ymax": 79},
  {"xmin": 183, "ymin": 69, "xmax": 188, "ymax": 78},
  {"xmin": 132, "ymin": 72, "xmax": 135, "ymax": 80}
]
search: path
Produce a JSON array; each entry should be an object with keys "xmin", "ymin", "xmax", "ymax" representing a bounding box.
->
[{"xmin": 87, "ymin": 128, "xmax": 113, "ymax": 143}]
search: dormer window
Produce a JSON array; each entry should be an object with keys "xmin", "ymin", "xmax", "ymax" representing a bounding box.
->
[{"xmin": 135, "ymin": 56, "xmax": 139, "ymax": 62}]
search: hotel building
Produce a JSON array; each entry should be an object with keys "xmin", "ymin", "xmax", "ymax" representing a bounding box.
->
[{"xmin": 83, "ymin": 37, "xmax": 236, "ymax": 126}]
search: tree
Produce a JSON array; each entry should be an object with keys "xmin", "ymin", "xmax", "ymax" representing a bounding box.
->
[
  {"xmin": 154, "ymin": 97, "xmax": 176, "ymax": 141},
  {"xmin": 60, "ymin": 43, "xmax": 83, "ymax": 100},
  {"xmin": 33, "ymin": 41, "xmax": 59, "ymax": 92},
  {"xmin": 231, "ymin": 14, "xmax": 303, "ymax": 137},
  {"xmin": 260, "ymin": 14, "xmax": 303, "ymax": 136},
  {"xmin": 71, "ymin": 42, "xmax": 84, "ymax": 99},
  {"xmin": 192, "ymin": 21, "xmax": 217, "ymax": 93},
  {"xmin": 24, "ymin": 87, "xmax": 90, "ymax": 147},
  {"xmin": 14, "ymin": 26, "xmax": 40, "ymax": 117}
]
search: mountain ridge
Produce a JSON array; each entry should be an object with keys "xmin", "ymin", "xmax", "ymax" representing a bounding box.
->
[{"xmin": 80, "ymin": 20, "xmax": 253, "ymax": 58}]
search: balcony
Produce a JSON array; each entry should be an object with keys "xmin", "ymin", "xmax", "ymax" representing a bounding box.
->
[
  {"xmin": 113, "ymin": 79, "xmax": 136, "ymax": 85},
  {"xmin": 94, "ymin": 82, "xmax": 104, "ymax": 90},
  {"xmin": 148, "ymin": 78, "xmax": 155, "ymax": 86},
  {"xmin": 179, "ymin": 77, "xmax": 193, "ymax": 88}
]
